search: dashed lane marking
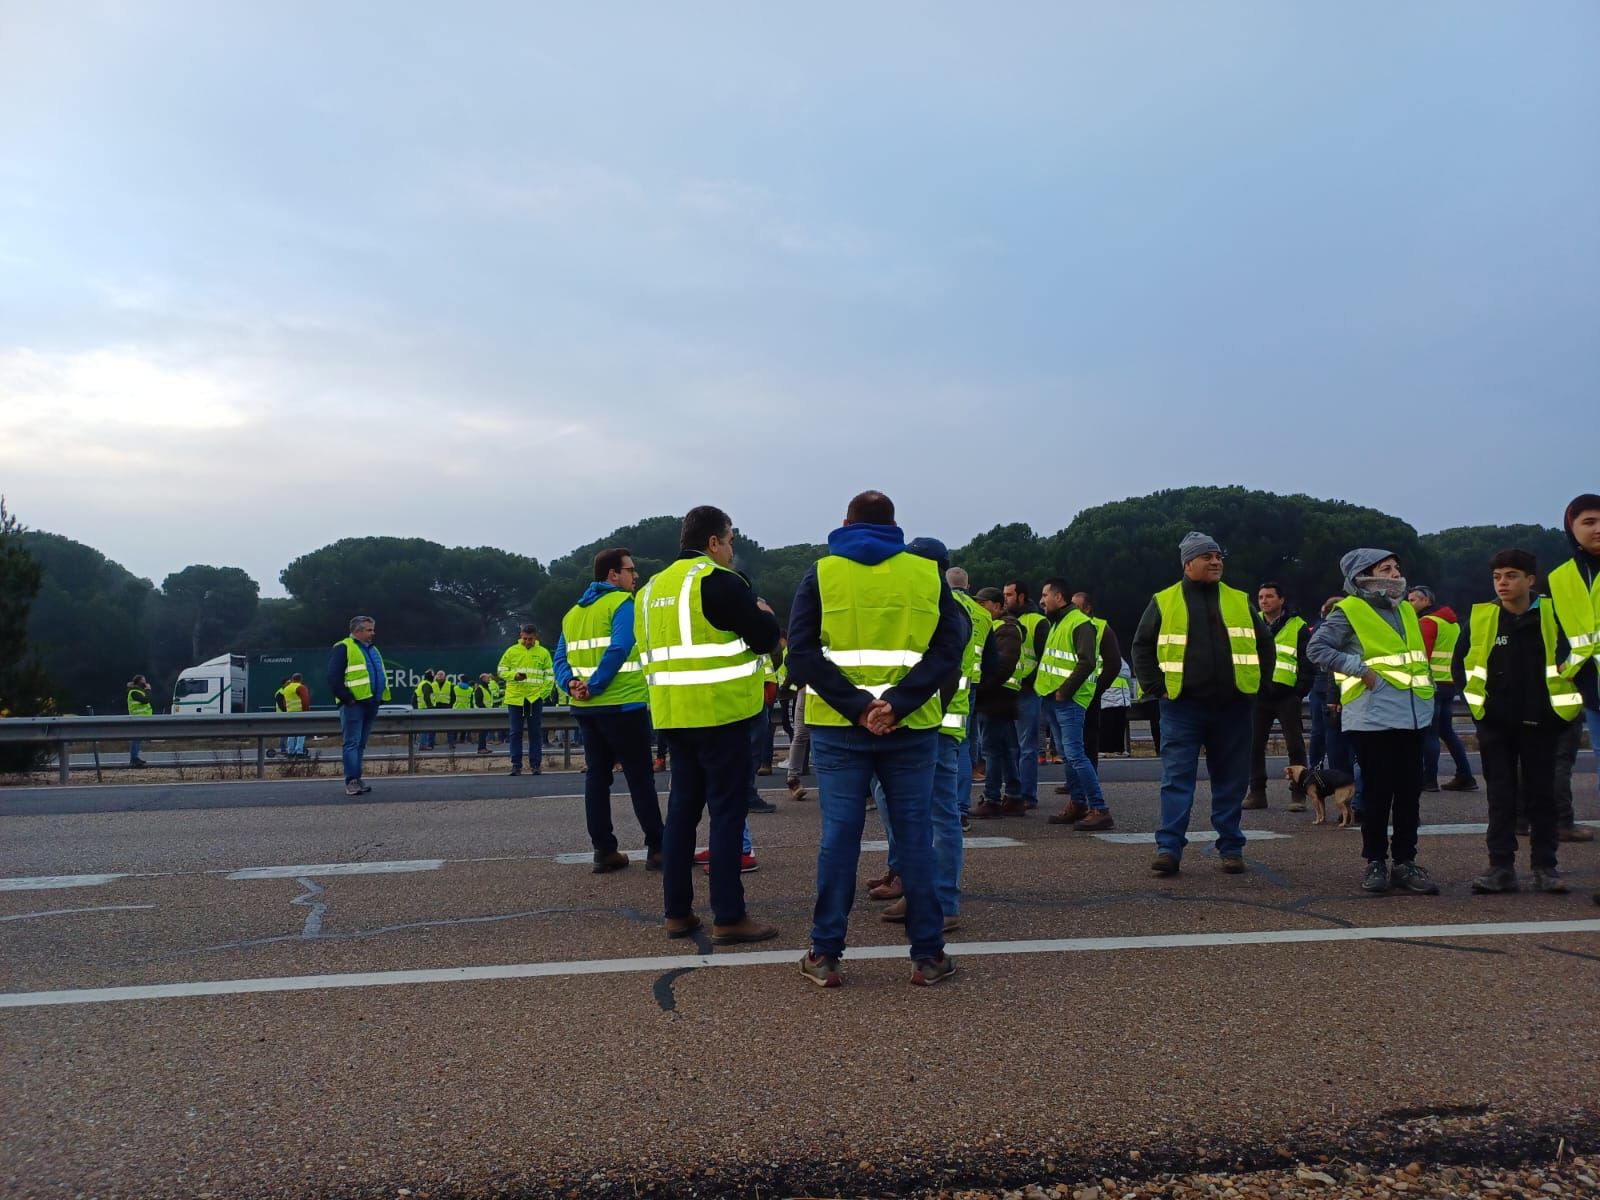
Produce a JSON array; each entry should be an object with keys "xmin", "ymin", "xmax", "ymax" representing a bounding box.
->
[
  {"xmin": 225, "ymin": 860, "xmax": 445, "ymax": 881},
  {"xmin": 2, "ymin": 917, "xmax": 1594, "ymax": 1008},
  {"xmin": 551, "ymin": 836, "xmax": 1024, "ymax": 865},
  {"xmin": 0, "ymin": 904, "xmax": 156, "ymax": 922}
]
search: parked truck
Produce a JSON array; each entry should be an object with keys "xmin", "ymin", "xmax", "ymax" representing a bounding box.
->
[{"xmin": 171, "ymin": 644, "xmax": 523, "ymax": 711}]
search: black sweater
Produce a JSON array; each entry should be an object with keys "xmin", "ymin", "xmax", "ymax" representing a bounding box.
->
[
  {"xmin": 1131, "ymin": 579, "xmax": 1273, "ymax": 702},
  {"xmin": 1465, "ymin": 601, "xmax": 1572, "ymax": 730}
]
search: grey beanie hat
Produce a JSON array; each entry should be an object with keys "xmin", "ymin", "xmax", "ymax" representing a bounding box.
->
[{"xmin": 1179, "ymin": 531, "xmax": 1223, "ymax": 565}]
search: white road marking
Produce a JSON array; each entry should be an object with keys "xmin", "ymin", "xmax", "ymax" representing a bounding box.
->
[
  {"xmin": 0, "ymin": 873, "xmax": 129, "ymax": 891},
  {"xmin": 552, "ymin": 836, "xmax": 1024, "ymax": 865},
  {"xmin": 1418, "ymin": 820, "xmax": 1600, "ymax": 836},
  {"xmin": 1092, "ymin": 831, "xmax": 1293, "ymax": 845},
  {"xmin": 3, "ymin": 917, "xmax": 1594, "ymax": 1009},
  {"xmin": 0, "ymin": 904, "xmax": 156, "ymax": 922},
  {"xmin": 225, "ymin": 860, "xmax": 445, "ymax": 880}
]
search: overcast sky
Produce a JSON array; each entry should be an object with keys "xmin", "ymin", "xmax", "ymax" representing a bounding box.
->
[{"xmin": 1, "ymin": 3, "xmax": 1594, "ymax": 597}]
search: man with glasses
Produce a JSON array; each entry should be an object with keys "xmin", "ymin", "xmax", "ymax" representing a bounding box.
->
[{"xmin": 554, "ymin": 548, "xmax": 665, "ymax": 874}]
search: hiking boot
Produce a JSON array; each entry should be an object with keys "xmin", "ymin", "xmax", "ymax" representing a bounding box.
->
[
  {"xmin": 785, "ymin": 778, "xmax": 809, "ymax": 801},
  {"xmin": 1073, "ymin": 809, "xmax": 1114, "ymax": 832},
  {"xmin": 998, "ymin": 796, "xmax": 1029, "ymax": 816},
  {"xmin": 712, "ymin": 915, "xmax": 778, "ymax": 944},
  {"xmin": 592, "ymin": 851, "xmax": 630, "ymax": 874},
  {"xmin": 1151, "ymin": 852, "xmax": 1180, "ymax": 876},
  {"xmin": 1363, "ymin": 860, "xmax": 1390, "ymax": 894},
  {"xmin": 799, "ymin": 950, "xmax": 841, "ymax": 988},
  {"xmin": 911, "ymin": 953, "xmax": 956, "ymax": 986},
  {"xmin": 1390, "ymin": 861, "xmax": 1439, "ymax": 895},
  {"xmin": 664, "ymin": 913, "xmax": 701, "ymax": 938},
  {"xmin": 971, "ymin": 800, "xmax": 1006, "ymax": 820},
  {"xmin": 747, "ymin": 796, "xmax": 777, "ymax": 814},
  {"xmin": 1242, "ymin": 790, "xmax": 1267, "ymax": 810},
  {"xmin": 1471, "ymin": 866, "xmax": 1519, "ymax": 894},
  {"xmin": 1219, "ymin": 855, "xmax": 1246, "ymax": 874},
  {"xmin": 1532, "ymin": 868, "xmax": 1569, "ymax": 894},
  {"xmin": 645, "ymin": 849, "xmax": 662, "ymax": 872},
  {"xmin": 1049, "ymin": 801, "xmax": 1090, "ymax": 825},
  {"xmin": 881, "ymin": 897, "xmax": 907, "ymax": 924},
  {"xmin": 868, "ymin": 873, "xmax": 903, "ymax": 901},
  {"xmin": 1558, "ymin": 825, "xmax": 1596, "ymax": 843},
  {"xmin": 1440, "ymin": 775, "xmax": 1479, "ymax": 792}
]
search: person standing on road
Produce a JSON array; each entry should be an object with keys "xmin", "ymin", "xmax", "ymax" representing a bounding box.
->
[
  {"xmin": 1246, "ymin": 582, "xmax": 1311, "ymax": 812},
  {"xmin": 126, "ymin": 674, "xmax": 152, "ymax": 767},
  {"xmin": 1548, "ymin": 493, "xmax": 1600, "ymax": 852},
  {"xmin": 787, "ymin": 490, "xmax": 966, "ymax": 988},
  {"xmin": 499, "ymin": 624, "xmax": 553, "ymax": 776},
  {"xmin": 636, "ymin": 506, "xmax": 781, "ymax": 944},
  {"xmin": 1131, "ymin": 532, "xmax": 1272, "ymax": 877},
  {"xmin": 1059, "ymin": 590, "xmax": 1122, "ymax": 802},
  {"xmin": 1004, "ymin": 580, "xmax": 1048, "ymax": 809},
  {"xmin": 326, "ymin": 615, "xmax": 390, "ymax": 796},
  {"xmin": 1039, "ymin": 578, "xmax": 1112, "ymax": 831},
  {"xmin": 283, "ymin": 673, "xmax": 309, "ymax": 757},
  {"xmin": 1461, "ymin": 549, "xmax": 1581, "ymax": 895},
  {"xmin": 554, "ymin": 548, "xmax": 665, "ymax": 875},
  {"xmin": 948, "ymin": 567, "xmax": 997, "ymax": 824},
  {"xmin": 1407, "ymin": 586, "xmax": 1478, "ymax": 794},
  {"xmin": 473, "ymin": 673, "xmax": 497, "ymax": 755},
  {"xmin": 414, "ymin": 670, "xmax": 436, "ymax": 750},
  {"xmin": 1307, "ymin": 549, "xmax": 1440, "ymax": 896},
  {"xmin": 971, "ymin": 587, "xmax": 1024, "ymax": 817}
]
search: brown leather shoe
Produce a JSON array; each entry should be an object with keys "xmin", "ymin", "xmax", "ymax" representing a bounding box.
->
[
  {"xmin": 1219, "ymin": 855, "xmax": 1246, "ymax": 874},
  {"xmin": 711, "ymin": 915, "xmax": 779, "ymax": 944},
  {"xmin": 1073, "ymin": 809, "xmax": 1114, "ymax": 832},
  {"xmin": 664, "ymin": 914, "xmax": 701, "ymax": 938},
  {"xmin": 998, "ymin": 796, "xmax": 1029, "ymax": 816},
  {"xmin": 1559, "ymin": 825, "xmax": 1596, "ymax": 843},
  {"xmin": 591, "ymin": 851, "xmax": 630, "ymax": 874},
  {"xmin": 785, "ymin": 778, "xmax": 809, "ymax": 801},
  {"xmin": 880, "ymin": 897, "xmax": 907, "ymax": 923},
  {"xmin": 1049, "ymin": 801, "xmax": 1089, "ymax": 825},
  {"xmin": 645, "ymin": 849, "xmax": 663, "ymax": 871},
  {"xmin": 868, "ymin": 874, "xmax": 903, "ymax": 901},
  {"xmin": 943, "ymin": 914, "xmax": 961, "ymax": 933},
  {"xmin": 972, "ymin": 763, "xmax": 986, "ymax": 782},
  {"xmin": 1242, "ymin": 791, "xmax": 1267, "ymax": 811},
  {"xmin": 971, "ymin": 800, "xmax": 1006, "ymax": 820}
]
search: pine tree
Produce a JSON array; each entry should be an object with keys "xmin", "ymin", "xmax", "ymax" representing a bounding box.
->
[{"xmin": 0, "ymin": 497, "xmax": 57, "ymax": 771}]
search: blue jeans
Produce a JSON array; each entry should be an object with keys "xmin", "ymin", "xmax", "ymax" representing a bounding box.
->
[
  {"xmin": 286, "ymin": 735, "xmax": 306, "ymax": 755},
  {"xmin": 1155, "ymin": 696, "xmax": 1250, "ymax": 861},
  {"xmin": 879, "ymin": 733, "xmax": 965, "ymax": 916},
  {"xmin": 981, "ymin": 711, "xmax": 1021, "ymax": 800},
  {"xmin": 811, "ymin": 725, "xmax": 943, "ymax": 960},
  {"xmin": 339, "ymin": 699, "xmax": 379, "ymax": 783},
  {"xmin": 508, "ymin": 701, "xmax": 543, "ymax": 772},
  {"xmin": 1050, "ymin": 696, "xmax": 1106, "ymax": 810},
  {"xmin": 1421, "ymin": 684, "xmax": 1473, "ymax": 782},
  {"xmin": 661, "ymin": 722, "xmax": 753, "ymax": 925},
  {"xmin": 1015, "ymin": 689, "xmax": 1041, "ymax": 803},
  {"xmin": 748, "ymin": 712, "xmax": 766, "ymax": 802},
  {"xmin": 1589, "ymin": 708, "xmax": 1600, "ymax": 802},
  {"xmin": 129, "ymin": 739, "xmax": 141, "ymax": 763},
  {"xmin": 956, "ymin": 721, "xmax": 975, "ymax": 814}
]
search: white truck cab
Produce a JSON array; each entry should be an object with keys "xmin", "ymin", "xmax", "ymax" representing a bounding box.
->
[{"xmin": 172, "ymin": 653, "xmax": 249, "ymax": 714}]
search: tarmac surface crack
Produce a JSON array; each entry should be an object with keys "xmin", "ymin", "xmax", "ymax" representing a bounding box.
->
[
  {"xmin": 289, "ymin": 877, "xmax": 326, "ymax": 937},
  {"xmin": 1537, "ymin": 942, "xmax": 1600, "ymax": 964}
]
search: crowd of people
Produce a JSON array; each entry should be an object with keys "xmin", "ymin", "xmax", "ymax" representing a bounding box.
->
[{"xmin": 317, "ymin": 490, "xmax": 1600, "ymax": 987}]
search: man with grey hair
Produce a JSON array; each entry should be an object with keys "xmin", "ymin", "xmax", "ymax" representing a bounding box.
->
[
  {"xmin": 1131, "ymin": 533, "xmax": 1272, "ymax": 876},
  {"xmin": 326, "ymin": 615, "xmax": 390, "ymax": 796}
]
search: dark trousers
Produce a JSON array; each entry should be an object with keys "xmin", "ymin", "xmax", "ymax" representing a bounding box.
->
[
  {"xmin": 508, "ymin": 701, "xmax": 543, "ymax": 772},
  {"xmin": 1100, "ymin": 706, "xmax": 1129, "ymax": 754},
  {"xmin": 1479, "ymin": 720, "xmax": 1558, "ymax": 869},
  {"xmin": 1551, "ymin": 715, "xmax": 1584, "ymax": 828},
  {"xmin": 1422, "ymin": 683, "xmax": 1474, "ymax": 783},
  {"xmin": 574, "ymin": 709, "xmax": 663, "ymax": 859},
  {"xmin": 1083, "ymin": 698, "xmax": 1101, "ymax": 767},
  {"xmin": 1250, "ymin": 692, "xmax": 1307, "ymax": 794},
  {"xmin": 1349, "ymin": 729, "xmax": 1423, "ymax": 864},
  {"xmin": 661, "ymin": 719, "xmax": 755, "ymax": 925}
]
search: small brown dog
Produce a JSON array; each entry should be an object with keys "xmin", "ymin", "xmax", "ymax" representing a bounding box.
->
[{"xmin": 1285, "ymin": 764, "xmax": 1355, "ymax": 827}]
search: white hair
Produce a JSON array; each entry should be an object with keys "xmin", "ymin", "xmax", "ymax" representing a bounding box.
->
[{"xmin": 945, "ymin": 567, "xmax": 969, "ymax": 589}]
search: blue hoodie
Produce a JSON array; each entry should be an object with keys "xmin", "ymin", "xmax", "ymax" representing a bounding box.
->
[{"xmin": 552, "ymin": 582, "xmax": 645, "ymax": 711}]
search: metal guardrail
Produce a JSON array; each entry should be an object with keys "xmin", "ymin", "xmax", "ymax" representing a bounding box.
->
[{"xmin": 0, "ymin": 709, "xmax": 584, "ymax": 784}]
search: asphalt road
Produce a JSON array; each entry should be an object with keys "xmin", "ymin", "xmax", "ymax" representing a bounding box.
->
[{"xmin": 3, "ymin": 766, "xmax": 1598, "ymax": 1199}]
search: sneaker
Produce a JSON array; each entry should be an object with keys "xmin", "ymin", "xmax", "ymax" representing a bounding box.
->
[
  {"xmin": 880, "ymin": 897, "xmax": 906, "ymax": 923},
  {"xmin": 1049, "ymin": 802, "xmax": 1089, "ymax": 825},
  {"xmin": 653, "ymin": 756, "xmax": 667, "ymax": 773},
  {"xmin": 1531, "ymin": 868, "xmax": 1569, "ymax": 894},
  {"xmin": 1558, "ymin": 825, "xmax": 1596, "ymax": 843},
  {"xmin": 1219, "ymin": 855, "xmax": 1246, "ymax": 874},
  {"xmin": 1151, "ymin": 852, "xmax": 1180, "ymax": 876},
  {"xmin": 1363, "ymin": 860, "xmax": 1390, "ymax": 893},
  {"xmin": 799, "ymin": 950, "xmax": 841, "ymax": 988},
  {"xmin": 701, "ymin": 854, "xmax": 760, "ymax": 875},
  {"xmin": 130, "ymin": 758, "xmax": 149, "ymax": 768},
  {"xmin": 747, "ymin": 796, "xmax": 778, "ymax": 814},
  {"xmin": 592, "ymin": 851, "xmax": 630, "ymax": 874},
  {"xmin": 1037, "ymin": 753, "xmax": 1047, "ymax": 765},
  {"xmin": 344, "ymin": 782, "xmax": 363, "ymax": 796},
  {"xmin": 1472, "ymin": 866, "xmax": 1519, "ymax": 894},
  {"xmin": 507, "ymin": 768, "xmax": 522, "ymax": 777},
  {"xmin": 711, "ymin": 915, "xmax": 778, "ymax": 944},
  {"xmin": 960, "ymin": 813, "xmax": 972, "ymax": 832},
  {"xmin": 1242, "ymin": 791, "xmax": 1267, "ymax": 811},
  {"xmin": 1440, "ymin": 775, "xmax": 1479, "ymax": 792},
  {"xmin": 911, "ymin": 953, "xmax": 956, "ymax": 986},
  {"xmin": 785, "ymin": 778, "xmax": 809, "ymax": 801},
  {"xmin": 1073, "ymin": 809, "xmax": 1114, "ymax": 832},
  {"xmin": 693, "ymin": 848, "xmax": 711, "ymax": 864},
  {"xmin": 1390, "ymin": 861, "xmax": 1439, "ymax": 895}
]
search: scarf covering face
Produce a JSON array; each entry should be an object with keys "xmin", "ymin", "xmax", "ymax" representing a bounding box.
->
[{"xmin": 1354, "ymin": 574, "xmax": 1408, "ymax": 605}]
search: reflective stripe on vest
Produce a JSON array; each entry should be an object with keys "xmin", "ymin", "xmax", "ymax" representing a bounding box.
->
[
  {"xmin": 127, "ymin": 688, "xmax": 153, "ymax": 717},
  {"xmin": 1462, "ymin": 601, "xmax": 1582, "ymax": 721},
  {"xmin": 498, "ymin": 642, "xmax": 553, "ymax": 704},
  {"xmin": 1015, "ymin": 612, "xmax": 1045, "ymax": 682},
  {"xmin": 1034, "ymin": 608, "xmax": 1100, "ymax": 708},
  {"xmin": 562, "ymin": 590, "xmax": 648, "ymax": 706},
  {"xmin": 805, "ymin": 552, "xmax": 943, "ymax": 730},
  {"xmin": 1422, "ymin": 613, "xmax": 1461, "ymax": 683},
  {"xmin": 1270, "ymin": 616, "xmax": 1306, "ymax": 688},
  {"xmin": 1548, "ymin": 559, "xmax": 1600, "ymax": 679},
  {"xmin": 635, "ymin": 555, "xmax": 763, "ymax": 729},
  {"xmin": 1151, "ymin": 582, "xmax": 1260, "ymax": 700},
  {"xmin": 1331, "ymin": 599, "xmax": 1435, "ymax": 705}
]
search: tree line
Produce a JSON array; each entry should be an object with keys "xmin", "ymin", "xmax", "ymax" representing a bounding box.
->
[{"xmin": 0, "ymin": 487, "xmax": 1573, "ymax": 723}]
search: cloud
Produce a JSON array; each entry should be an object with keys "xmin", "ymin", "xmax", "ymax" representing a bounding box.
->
[{"xmin": 0, "ymin": 346, "xmax": 253, "ymax": 435}]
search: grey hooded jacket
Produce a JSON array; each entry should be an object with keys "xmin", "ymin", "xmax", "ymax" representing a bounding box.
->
[{"xmin": 1305, "ymin": 547, "xmax": 1433, "ymax": 733}]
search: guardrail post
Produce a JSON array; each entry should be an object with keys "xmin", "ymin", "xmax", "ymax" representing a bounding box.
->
[
  {"xmin": 563, "ymin": 727, "xmax": 572, "ymax": 770},
  {"xmin": 407, "ymin": 732, "xmax": 417, "ymax": 774},
  {"xmin": 256, "ymin": 737, "xmax": 266, "ymax": 779},
  {"xmin": 58, "ymin": 741, "xmax": 69, "ymax": 784}
]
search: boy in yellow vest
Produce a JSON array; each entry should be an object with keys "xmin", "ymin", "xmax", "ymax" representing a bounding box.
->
[
  {"xmin": 1463, "ymin": 549, "xmax": 1579, "ymax": 894},
  {"xmin": 1550, "ymin": 493, "xmax": 1600, "ymax": 849}
]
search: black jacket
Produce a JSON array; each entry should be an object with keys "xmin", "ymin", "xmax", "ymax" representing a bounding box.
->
[
  {"xmin": 1131, "ymin": 579, "xmax": 1272, "ymax": 702},
  {"xmin": 679, "ymin": 550, "xmax": 782, "ymax": 656},
  {"xmin": 1464, "ymin": 601, "xmax": 1573, "ymax": 731},
  {"xmin": 975, "ymin": 617, "xmax": 1023, "ymax": 719}
]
